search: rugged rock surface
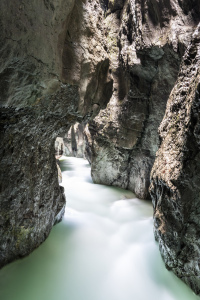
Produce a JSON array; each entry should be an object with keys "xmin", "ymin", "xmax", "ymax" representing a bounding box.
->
[
  {"xmin": 86, "ymin": 0, "xmax": 199, "ymax": 200},
  {"xmin": 84, "ymin": 1, "xmax": 200, "ymax": 293},
  {"xmin": 55, "ymin": 137, "xmax": 65, "ymax": 156},
  {"xmin": 55, "ymin": 123, "xmax": 86, "ymax": 157},
  {"xmin": 1, "ymin": 0, "xmax": 200, "ymax": 295},
  {"xmin": 0, "ymin": 0, "xmax": 113, "ymax": 267},
  {"xmin": 150, "ymin": 24, "xmax": 200, "ymax": 295},
  {"xmin": 0, "ymin": 107, "xmax": 66, "ymax": 266},
  {"xmin": 63, "ymin": 123, "xmax": 86, "ymax": 158}
]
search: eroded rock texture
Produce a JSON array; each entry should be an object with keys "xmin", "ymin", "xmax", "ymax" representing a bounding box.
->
[
  {"xmin": 1, "ymin": 0, "xmax": 200, "ymax": 294},
  {"xmin": 150, "ymin": 24, "xmax": 200, "ymax": 294},
  {"xmin": 86, "ymin": 0, "xmax": 199, "ymax": 199},
  {"xmin": 0, "ymin": 0, "xmax": 113, "ymax": 267}
]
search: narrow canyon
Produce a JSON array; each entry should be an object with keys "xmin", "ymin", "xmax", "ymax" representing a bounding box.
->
[{"xmin": 0, "ymin": 0, "xmax": 200, "ymax": 295}]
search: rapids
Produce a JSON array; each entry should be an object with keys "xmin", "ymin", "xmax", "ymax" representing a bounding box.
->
[{"xmin": 0, "ymin": 157, "xmax": 198, "ymax": 300}]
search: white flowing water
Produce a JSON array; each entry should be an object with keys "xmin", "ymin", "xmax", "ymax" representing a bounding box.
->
[{"xmin": 0, "ymin": 157, "xmax": 199, "ymax": 300}]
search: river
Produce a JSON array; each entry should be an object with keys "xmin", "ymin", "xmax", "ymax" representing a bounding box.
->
[{"xmin": 0, "ymin": 157, "xmax": 199, "ymax": 300}]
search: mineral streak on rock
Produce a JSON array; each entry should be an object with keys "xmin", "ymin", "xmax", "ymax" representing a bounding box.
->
[{"xmin": 150, "ymin": 24, "xmax": 200, "ymax": 295}]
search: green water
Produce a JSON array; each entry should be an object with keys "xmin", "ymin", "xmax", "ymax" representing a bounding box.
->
[{"xmin": 0, "ymin": 157, "xmax": 199, "ymax": 300}]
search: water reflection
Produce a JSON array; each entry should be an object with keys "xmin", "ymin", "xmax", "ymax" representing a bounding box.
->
[{"xmin": 0, "ymin": 157, "xmax": 198, "ymax": 300}]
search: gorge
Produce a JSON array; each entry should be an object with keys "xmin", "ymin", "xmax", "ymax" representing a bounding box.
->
[
  {"xmin": 0, "ymin": 0, "xmax": 200, "ymax": 295},
  {"xmin": 0, "ymin": 156, "xmax": 199, "ymax": 300}
]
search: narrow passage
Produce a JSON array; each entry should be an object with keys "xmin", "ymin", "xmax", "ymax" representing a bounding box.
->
[{"xmin": 0, "ymin": 157, "xmax": 198, "ymax": 300}]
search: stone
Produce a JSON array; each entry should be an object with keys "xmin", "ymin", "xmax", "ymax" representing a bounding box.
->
[
  {"xmin": 150, "ymin": 24, "xmax": 200, "ymax": 295},
  {"xmin": 86, "ymin": 0, "xmax": 199, "ymax": 200},
  {"xmin": 63, "ymin": 123, "xmax": 87, "ymax": 158},
  {"xmin": 0, "ymin": 0, "xmax": 113, "ymax": 267},
  {"xmin": 55, "ymin": 122, "xmax": 87, "ymax": 158},
  {"xmin": 0, "ymin": 0, "xmax": 200, "ymax": 295}
]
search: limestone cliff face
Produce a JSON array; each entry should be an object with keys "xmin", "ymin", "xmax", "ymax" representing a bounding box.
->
[
  {"xmin": 150, "ymin": 24, "xmax": 200, "ymax": 294},
  {"xmin": 0, "ymin": 0, "xmax": 113, "ymax": 267},
  {"xmin": 86, "ymin": 0, "xmax": 199, "ymax": 200}
]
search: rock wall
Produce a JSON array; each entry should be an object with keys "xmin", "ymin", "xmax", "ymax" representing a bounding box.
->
[
  {"xmin": 62, "ymin": 123, "xmax": 87, "ymax": 158},
  {"xmin": 1, "ymin": 0, "xmax": 200, "ymax": 295},
  {"xmin": 55, "ymin": 137, "xmax": 65, "ymax": 156},
  {"xmin": 150, "ymin": 24, "xmax": 200, "ymax": 294},
  {"xmin": 86, "ymin": 0, "xmax": 199, "ymax": 199},
  {"xmin": 0, "ymin": 0, "xmax": 113, "ymax": 267},
  {"xmin": 55, "ymin": 123, "xmax": 86, "ymax": 157},
  {"xmin": 84, "ymin": 0, "xmax": 200, "ymax": 293}
]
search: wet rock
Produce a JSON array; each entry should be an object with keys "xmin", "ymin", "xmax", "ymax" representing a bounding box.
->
[
  {"xmin": 57, "ymin": 163, "xmax": 62, "ymax": 183},
  {"xmin": 55, "ymin": 137, "xmax": 64, "ymax": 156},
  {"xmin": 55, "ymin": 122, "xmax": 87, "ymax": 158},
  {"xmin": 150, "ymin": 24, "xmax": 200, "ymax": 295},
  {"xmin": 0, "ymin": 0, "xmax": 113, "ymax": 267},
  {"xmin": 63, "ymin": 123, "xmax": 87, "ymax": 158},
  {"xmin": 0, "ymin": 107, "xmax": 67, "ymax": 267},
  {"xmin": 0, "ymin": 0, "xmax": 200, "ymax": 295},
  {"xmin": 86, "ymin": 0, "xmax": 199, "ymax": 199}
]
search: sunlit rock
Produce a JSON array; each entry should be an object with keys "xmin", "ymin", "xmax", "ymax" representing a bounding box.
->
[
  {"xmin": 150, "ymin": 24, "xmax": 200, "ymax": 295},
  {"xmin": 0, "ymin": 0, "xmax": 200, "ymax": 295},
  {"xmin": 86, "ymin": 0, "xmax": 199, "ymax": 201}
]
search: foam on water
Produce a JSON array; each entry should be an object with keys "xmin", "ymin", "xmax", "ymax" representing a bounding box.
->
[{"xmin": 0, "ymin": 157, "xmax": 198, "ymax": 300}]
